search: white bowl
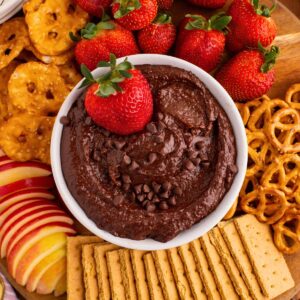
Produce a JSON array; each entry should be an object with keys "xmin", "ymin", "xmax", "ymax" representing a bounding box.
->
[
  {"xmin": 0, "ymin": 0, "xmax": 23, "ymax": 21},
  {"xmin": 51, "ymin": 54, "xmax": 247, "ymax": 251}
]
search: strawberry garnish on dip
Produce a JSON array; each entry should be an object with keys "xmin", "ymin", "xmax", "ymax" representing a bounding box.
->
[
  {"xmin": 215, "ymin": 44, "xmax": 279, "ymax": 101},
  {"xmin": 80, "ymin": 54, "xmax": 153, "ymax": 135}
]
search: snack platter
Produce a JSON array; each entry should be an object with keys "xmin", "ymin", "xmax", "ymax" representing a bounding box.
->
[{"xmin": 0, "ymin": 0, "xmax": 300, "ymax": 299}]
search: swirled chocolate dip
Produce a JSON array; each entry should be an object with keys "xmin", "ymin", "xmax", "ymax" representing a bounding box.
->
[{"xmin": 61, "ymin": 65, "xmax": 237, "ymax": 242}]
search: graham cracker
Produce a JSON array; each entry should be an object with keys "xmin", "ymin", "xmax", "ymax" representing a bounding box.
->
[
  {"xmin": 94, "ymin": 243, "xmax": 120, "ymax": 300},
  {"xmin": 152, "ymin": 250, "xmax": 180, "ymax": 300},
  {"xmin": 190, "ymin": 239, "xmax": 221, "ymax": 300},
  {"xmin": 106, "ymin": 250, "xmax": 126, "ymax": 300},
  {"xmin": 143, "ymin": 253, "xmax": 164, "ymax": 300},
  {"xmin": 218, "ymin": 220, "xmax": 267, "ymax": 300},
  {"xmin": 209, "ymin": 228, "xmax": 251, "ymax": 300},
  {"xmin": 119, "ymin": 249, "xmax": 137, "ymax": 300},
  {"xmin": 130, "ymin": 250, "xmax": 150, "ymax": 300},
  {"xmin": 167, "ymin": 247, "xmax": 194, "ymax": 300},
  {"xmin": 178, "ymin": 244, "xmax": 208, "ymax": 300},
  {"xmin": 66, "ymin": 236, "xmax": 102, "ymax": 300},
  {"xmin": 234, "ymin": 215, "xmax": 295, "ymax": 299},
  {"xmin": 200, "ymin": 234, "xmax": 239, "ymax": 300}
]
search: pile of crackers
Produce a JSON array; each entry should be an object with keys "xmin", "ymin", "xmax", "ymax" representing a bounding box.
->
[{"xmin": 67, "ymin": 214, "xmax": 294, "ymax": 300}]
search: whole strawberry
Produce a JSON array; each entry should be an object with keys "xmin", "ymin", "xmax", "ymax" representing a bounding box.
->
[
  {"xmin": 175, "ymin": 13, "xmax": 232, "ymax": 72},
  {"xmin": 185, "ymin": 0, "xmax": 225, "ymax": 9},
  {"xmin": 157, "ymin": 0, "xmax": 173, "ymax": 10},
  {"xmin": 215, "ymin": 45, "xmax": 279, "ymax": 101},
  {"xmin": 112, "ymin": 0, "xmax": 158, "ymax": 31},
  {"xmin": 74, "ymin": 0, "xmax": 112, "ymax": 17},
  {"xmin": 227, "ymin": 0, "xmax": 277, "ymax": 52},
  {"xmin": 81, "ymin": 54, "xmax": 153, "ymax": 135},
  {"xmin": 73, "ymin": 16, "xmax": 139, "ymax": 70},
  {"xmin": 138, "ymin": 14, "xmax": 176, "ymax": 54}
]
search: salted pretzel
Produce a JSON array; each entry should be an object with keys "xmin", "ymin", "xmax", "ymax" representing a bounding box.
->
[
  {"xmin": 285, "ymin": 83, "xmax": 300, "ymax": 111},
  {"xmin": 273, "ymin": 205, "xmax": 300, "ymax": 254}
]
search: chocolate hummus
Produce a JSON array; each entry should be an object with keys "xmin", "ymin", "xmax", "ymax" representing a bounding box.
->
[{"xmin": 61, "ymin": 65, "xmax": 237, "ymax": 242}]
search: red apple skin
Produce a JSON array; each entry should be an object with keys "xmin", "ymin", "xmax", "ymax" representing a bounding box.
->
[
  {"xmin": 1, "ymin": 188, "xmax": 54, "ymax": 203},
  {"xmin": 0, "ymin": 161, "xmax": 51, "ymax": 173}
]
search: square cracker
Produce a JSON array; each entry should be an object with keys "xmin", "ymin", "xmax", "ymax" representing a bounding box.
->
[
  {"xmin": 94, "ymin": 243, "xmax": 120, "ymax": 300},
  {"xmin": 190, "ymin": 239, "xmax": 221, "ymax": 300},
  {"xmin": 209, "ymin": 228, "xmax": 251, "ymax": 300},
  {"xmin": 152, "ymin": 250, "xmax": 180, "ymax": 300},
  {"xmin": 218, "ymin": 221, "xmax": 267, "ymax": 300},
  {"xmin": 119, "ymin": 249, "xmax": 138, "ymax": 300},
  {"xmin": 200, "ymin": 234, "xmax": 239, "ymax": 300},
  {"xmin": 167, "ymin": 248, "xmax": 194, "ymax": 300},
  {"xmin": 143, "ymin": 253, "xmax": 164, "ymax": 300},
  {"xmin": 130, "ymin": 250, "xmax": 150, "ymax": 300},
  {"xmin": 178, "ymin": 244, "xmax": 208, "ymax": 300},
  {"xmin": 67, "ymin": 236, "xmax": 102, "ymax": 300},
  {"xmin": 234, "ymin": 215, "xmax": 295, "ymax": 299},
  {"xmin": 106, "ymin": 250, "xmax": 126, "ymax": 300}
]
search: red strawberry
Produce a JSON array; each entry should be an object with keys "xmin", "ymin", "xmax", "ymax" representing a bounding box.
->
[
  {"xmin": 112, "ymin": 0, "xmax": 158, "ymax": 31},
  {"xmin": 215, "ymin": 45, "xmax": 279, "ymax": 101},
  {"xmin": 227, "ymin": 0, "xmax": 277, "ymax": 52},
  {"xmin": 138, "ymin": 14, "xmax": 176, "ymax": 54},
  {"xmin": 175, "ymin": 13, "xmax": 231, "ymax": 72},
  {"xmin": 185, "ymin": 0, "xmax": 225, "ymax": 9},
  {"xmin": 157, "ymin": 0, "xmax": 173, "ymax": 10},
  {"xmin": 73, "ymin": 17, "xmax": 139, "ymax": 70},
  {"xmin": 82, "ymin": 54, "xmax": 153, "ymax": 135},
  {"xmin": 74, "ymin": 0, "xmax": 112, "ymax": 16}
]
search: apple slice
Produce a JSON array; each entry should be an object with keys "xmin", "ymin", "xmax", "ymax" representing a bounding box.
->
[
  {"xmin": 0, "ymin": 189, "xmax": 54, "ymax": 214},
  {"xmin": 0, "ymin": 162, "xmax": 51, "ymax": 186},
  {"xmin": 0, "ymin": 155, "xmax": 13, "ymax": 166},
  {"xmin": 36, "ymin": 257, "xmax": 66, "ymax": 295},
  {"xmin": 7, "ymin": 224, "xmax": 76, "ymax": 278},
  {"xmin": 26, "ymin": 247, "xmax": 66, "ymax": 293},
  {"xmin": 5, "ymin": 212, "xmax": 74, "ymax": 259},
  {"xmin": 0, "ymin": 176, "xmax": 55, "ymax": 199},
  {"xmin": 54, "ymin": 273, "xmax": 66, "ymax": 297}
]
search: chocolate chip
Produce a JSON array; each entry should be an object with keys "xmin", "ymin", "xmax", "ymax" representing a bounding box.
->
[
  {"xmin": 195, "ymin": 141, "xmax": 204, "ymax": 150},
  {"xmin": 148, "ymin": 153, "xmax": 157, "ymax": 163},
  {"xmin": 146, "ymin": 202, "xmax": 156, "ymax": 212},
  {"xmin": 134, "ymin": 184, "xmax": 143, "ymax": 194},
  {"xmin": 154, "ymin": 136, "xmax": 163, "ymax": 143},
  {"xmin": 85, "ymin": 116, "xmax": 92, "ymax": 125},
  {"xmin": 123, "ymin": 183, "xmax": 131, "ymax": 191},
  {"xmin": 114, "ymin": 140, "xmax": 126, "ymax": 150},
  {"xmin": 192, "ymin": 158, "xmax": 201, "ymax": 165},
  {"xmin": 160, "ymin": 191, "xmax": 169, "ymax": 199},
  {"xmin": 162, "ymin": 182, "xmax": 172, "ymax": 191},
  {"xmin": 115, "ymin": 180, "xmax": 122, "ymax": 187},
  {"xmin": 188, "ymin": 151, "xmax": 198, "ymax": 159},
  {"xmin": 105, "ymin": 140, "xmax": 113, "ymax": 148},
  {"xmin": 123, "ymin": 154, "xmax": 131, "ymax": 165},
  {"xmin": 60, "ymin": 116, "xmax": 70, "ymax": 126},
  {"xmin": 201, "ymin": 161, "xmax": 210, "ymax": 167},
  {"xmin": 130, "ymin": 161, "xmax": 139, "ymax": 170},
  {"xmin": 168, "ymin": 196, "xmax": 177, "ymax": 206},
  {"xmin": 184, "ymin": 160, "xmax": 195, "ymax": 171},
  {"xmin": 92, "ymin": 150, "xmax": 101, "ymax": 162},
  {"xmin": 142, "ymin": 199, "xmax": 148, "ymax": 207},
  {"xmin": 143, "ymin": 184, "xmax": 150, "ymax": 193},
  {"xmin": 122, "ymin": 175, "xmax": 131, "ymax": 184},
  {"xmin": 153, "ymin": 196, "xmax": 160, "ymax": 203},
  {"xmin": 146, "ymin": 123, "xmax": 157, "ymax": 133},
  {"xmin": 174, "ymin": 187, "xmax": 183, "ymax": 196},
  {"xmin": 147, "ymin": 191, "xmax": 154, "ymax": 200},
  {"xmin": 157, "ymin": 112, "xmax": 164, "ymax": 120},
  {"xmin": 130, "ymin": 192, "xmax": 136, "ymax": 201},
  {"xmin": 159, "ymin": 201, "xmax": 169, "ymax": 210},
  {"xmin": 137, "ymin": 194, "xmax": 146, "ymax": 202},
  {"xmin": 230, "ymin": 165, "xmax": 238, "ymax": 173},
  {"xmin": 152, "ymin": 182, "xmax": 161, "ymax": 193},
  {"xmin": 113, "ymin": 195, "xmax": 124, "ymax": 206}
]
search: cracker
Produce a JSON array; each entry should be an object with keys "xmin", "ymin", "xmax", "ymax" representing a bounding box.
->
[
  {"xmin": 209, "ymin": 228, "xmax": 251, "ymax": 300},
  {"xmin": 66, "ymin": 236, "xmax": 102, "ymax": 300},
  {"xmin": 130, "ymin": 250, "xmax": 150, "ymax": 300},
  {"xmin": 200, "ymin": 234, "xmax": 239, "ymax": 300},
  {"xmin": 119, "ymin": 249, "xmax": 137, "ymax": 300},
  {"xmin": 178, "ymin": 244, "xmax": 207, "ymax": 300},
  {"xmin": 190, "ymin": 239, "xmax": 221, "ymax": 300},
  {"xmin": 143, "ymin": 253, "xmax": 164, "ymax": 300},
  {"xmin": 218, "ymin": 221, "xmax": 267, "ymax": 300},
  {"xmin": 106, "ymin": 250, "xmax": 126, "ymax": 300},
  {"xmin": 234, "ymin": 215, "xmax": 295, "ymax": 299},
  {"xmin": 94, "ymin": 243, "xmax": 120, "ymax": 300},
  {"xmin": 167, "ymin": 248, "xmax": 193, "ymax": 300},
  {"xmin": 152, "ymin": 250, "xmax": 179, "ymax": 300}
]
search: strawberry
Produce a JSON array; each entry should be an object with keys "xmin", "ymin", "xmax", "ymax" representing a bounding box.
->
[
  {"xmin": 185, "ymin": 0, "xmax": 225, "ymax": 9},
  {"xmin": 138, "ymin": 14, "xmax": 176, "ymax": 54},
  {"xmin": 157, "ymin": 0, "xmax": 173, "ymax": 10},
  {"xmin": 112, "ymin": 0, "xmax": 158, "ymax": 31},
  {"xmin": 81, "ymin": 54, "xmax": 153, "ymax": 135},
  {"xmin": 215, "ymin": 45, "xmax": 279, "ymax": 101},
  {"xmin": 73, "ymin": 16, "xmax": 139, "ymax": 70},
  {"xmin": 74, "ymin": 0, "xmax": 112, "ymax": 17},
  {"xmin": 227, "ymin": 0, "xmax": 277, "ymax": 52},
  {"xmin": 175, "ymin": 13, "xmax": 232, "ymax": 72}
]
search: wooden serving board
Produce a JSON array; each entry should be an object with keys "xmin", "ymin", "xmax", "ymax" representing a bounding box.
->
[{"xmin": 1, "ymin": 1, "xmax": 300, "ymax": 299}]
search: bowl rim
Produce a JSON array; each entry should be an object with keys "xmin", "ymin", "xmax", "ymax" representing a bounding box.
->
[
  {"xmin": 51, "ymin": 54, "xmax": 247, "ymax": 251},
  {"xmin": 0, "ymin": 0, "xmax": 22, "ymax": 19}
]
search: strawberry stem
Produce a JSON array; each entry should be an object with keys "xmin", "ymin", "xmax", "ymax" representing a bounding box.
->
[
  {"xmin": 251, "ymin": 0, "xmax": 276, "ymax": 17},
  {"xmin": 258, "ymin": 42, "xmax": 279, "ymax": 73},
  {"xmin": 154, "ymin": 13, "xmax": 172, "ymax": 25},
  {"xmin": 113, "ymin": 0, "xmax": 141, "ymax": 19}
]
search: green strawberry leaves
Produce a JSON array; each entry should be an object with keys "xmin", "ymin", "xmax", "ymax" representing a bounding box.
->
[
  {"xmin": 258, "ymin": 42, "xmax": 280, "ymax": 73},
  {"xmin": 113, "ymin": 0, "xmax": 141, "ymax": 19},
  {"xmin": 154, "ymin": 13, "xmax": 172, "ymax": 25},
  {"xmin": 251, "ymin": 0, "xmax": 276, "ymax": 17},
  {"xmin": 79, "ymin": 54, "xmax": 134, "ymax": 98},
  {"xmin": 185, "ymin": 15, "xmax": 206, "ymax": 30}
]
